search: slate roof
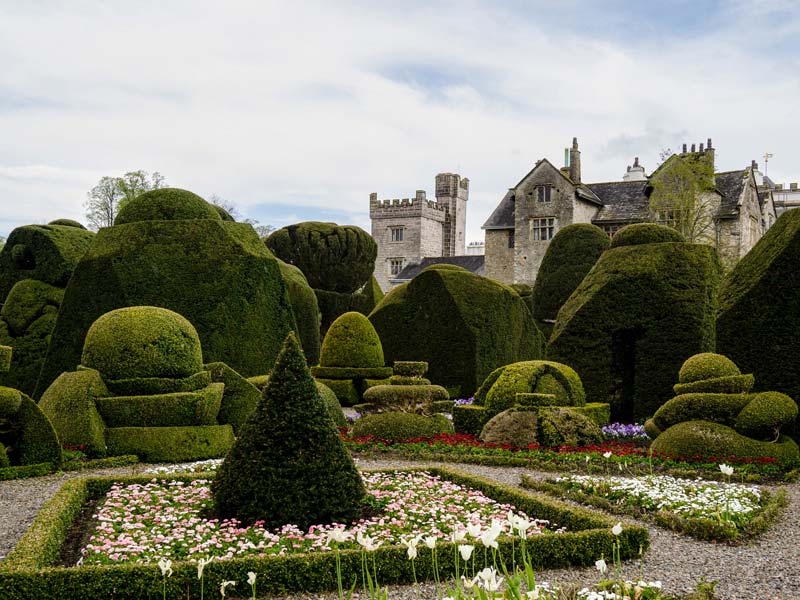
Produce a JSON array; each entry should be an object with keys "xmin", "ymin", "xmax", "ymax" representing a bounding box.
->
[
  {"xmin": 390, "ymin": 255, "xmax": 486, "ymax": 283},
  {"xmin": 482, "ymin": 189, "xmax": 515, "ymax": 229},
  {"xmin": 715, "ymin": 170, "xmax": 747, "ymax": 219},
  {"xmin": 587, "ymin": 180, "xmax": 650, "ymax": 223}
]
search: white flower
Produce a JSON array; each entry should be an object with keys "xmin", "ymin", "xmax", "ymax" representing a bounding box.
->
[
  {"xmin": 611, "ymin": 522, "xmax": 623, "ymax": 536},
  {"xmin": 450, "ymin": 527, "xmax": 467, "ymax": 543},
  {"xmin": 401, "ymin": 535, "xmax": 420, "ymax": 560},
  {"xmin": 585, "ymin": 455, "xmax": 591, "ymax": 463},
  {"xmin": 157, "ymin": 557, "xmax": 173, "ymax": 578},
  {"xmin": 595, "ymin": 558, "xmax": 607, "ymax": 574},
  {"xmin": 479, "ymin": 527, "xmax": 500, "ymax": 549},
  {"xmin": 459, "ymin": 544, "xmax": 475, "ymax": 561},
  {"xmin": 196, "ymin": 556, "xmax": 212, "ymax": 580},
  {"xmin": 424, "ymin": 535, "xmax": 437, "ymax": 550},
  {"xmin": 357, "ymin": 531, "xmax": 382, "ymax": 552},
  {"xmin": 526, "ymin": 589, "xmax": 540, "ymax": 599},
  {"xmin": 327, "ymin": 525, "xmax": 352, "ymax": 544},
  {"xmin": 473, "ymin": 567, "xmax": 504, "ymax": 593},
  {"xmin": 247, "ymin": 571, "xmax": 256, "ymax": 586},
  {"xmin": 603, "ymin": 451, "xmax": 612, "ymax": 459},
  {"xmin": 511, "ymin": 514, "xmax": 533, "ymax": 539},
  {"xmin": 719, "ymin": 463, "xmax": 734, "ymax": 476},
  {"xmin": 219, "ymin": 580, "xmax": 236, "ymax": 597},
  {"xmin": 467, "ymin": 522, "xmax": 482, "ymax": 538}
]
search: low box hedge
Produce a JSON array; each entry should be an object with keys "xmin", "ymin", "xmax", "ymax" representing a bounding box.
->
[
  {"xmin": 95, "ymin": 383, "xmax": 224, "ymax": 427},
  {"xmin": 0, "ymin": 467, "xmax": 648, "ymax": 599},
  {"xmin": 106, "ymin": 424, "xmax": 234, "ymax": 462}
]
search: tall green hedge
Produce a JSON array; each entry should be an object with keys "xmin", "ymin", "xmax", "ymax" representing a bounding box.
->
[
  {"xmin": 275, "ymin": 260, "xmax": 321, "ymax": 365},
  {"xmin": 531, "ymin": 224, "xmax": 609, "ymax": 330},
  {"xmin": 548, "ymin": 238, "xmax": 721, "ymax": 420},
  {"xmin": 369, "ymin": 268, "xmax": 543, "ymax": 399},
  {"xmin": 212, "ymin": 333, "xmax": 365, "ymax": 528},
  {"xmin": 717, "ymin": 208, "xmax": 800, "ymax": 401},
  {"xmin": 35, "ymin": 217, "xmax": 297, "ymax": 397}
]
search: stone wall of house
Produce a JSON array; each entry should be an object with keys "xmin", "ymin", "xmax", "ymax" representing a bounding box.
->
[{"xmin": 484, "ymin": 229, "xmax": 515, "ymax": 284}]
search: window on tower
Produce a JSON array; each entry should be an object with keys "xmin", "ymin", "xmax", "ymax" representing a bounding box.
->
[
  {"xmin": 389, "ymin": 258, "xmax": 404, "ymax": 276},
  {"xmin": 390, "ymin": 226, "xmax": 404, "ymax": 242}
]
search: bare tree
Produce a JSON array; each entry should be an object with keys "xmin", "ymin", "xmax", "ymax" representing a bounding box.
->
[{"xmin": 84, "ymin": 170, "xmax": 166, "ymax": 230}]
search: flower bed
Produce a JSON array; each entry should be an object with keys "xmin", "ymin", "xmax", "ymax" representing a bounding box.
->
[
  {"xmin": 521, "ymin": 472, "xmax": 787, "ymax": 542},
  {"xmin": 0, "ymin": 467, "xmax": 648, "ymax": 600}
]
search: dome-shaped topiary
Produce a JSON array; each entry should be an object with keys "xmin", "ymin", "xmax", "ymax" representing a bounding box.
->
[
  {"xmin": 211, "ymin": 204, "xmax": 236, "ymax": 221},
  {"xmin": 610, "ymin": 223, "xmax": 685, "ymax": 248},
  {"xmin": 48, "ymin": 219, "xmax": 87, "ymax": 229},
  {"xmin": 319, "ymin": 311, "xmax": 385, "ymax": 368},
  {"xmin": 82, "ymin": 306, "xmax": 203, "ymax": 381},
  {"xmin": 678, "ymin": 353, "xmax": 741, "ymax": 384},
  {"xmin": 114, "ymin": 188, "xmax": 221, "ymax": 225},
  {"xmin": 421, "ymin": 264, "xmax": 468, "ymax": 273}
]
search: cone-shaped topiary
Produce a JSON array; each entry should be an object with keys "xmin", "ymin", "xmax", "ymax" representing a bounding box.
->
[{"xmin": 212, "ymin": 332, "xmax": 366, "ymax": 528}]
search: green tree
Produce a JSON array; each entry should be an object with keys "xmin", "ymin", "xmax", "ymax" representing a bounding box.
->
[
  {"xmin": 648, "ymin": 152, "xmax": 716, "ymax": 243},
  {"xmin": 208, "ymin": 194, "xmax": 275, "ymax": 240},
  {"xmin": 84, "ymin": 170, "xmax": 165, "ymax": 230}
]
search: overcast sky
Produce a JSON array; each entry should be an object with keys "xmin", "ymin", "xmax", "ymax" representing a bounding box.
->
[{"xmin": 1, "ymin": 1, "xmax": 798, "ymax": 243}]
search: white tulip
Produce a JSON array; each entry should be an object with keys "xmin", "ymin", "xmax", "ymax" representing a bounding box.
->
[
  {"xmin": 603, "ymin": 451, "xmax": 612, "ymax": 459},
  {"xmin": 467, "ymin": 522, "xmax": 482, "ymax": 538},
  {"xmin": 327, "ymin": 525, "xmax": 352, "ymax": 544},
  {"xmin": 458, "ymin": 544, "xmax": 475, "ymax": 561},
  {"xmin": 595, "ymin": 558, "xmax": 607, "ymax": 574},
  {"xmin": 450, "ymin": 527, "xmax": 467, "ymax": 543},
  {"xmin": 247, "ymin": 571, "xmax": 257, "ymax": 586},
  {"xmin": 611, "ymin": 522, "xmax": 623, "ymax": 536},
  {"xmin": 424, "ymin": 535, "xmax": 437, "ymax": 550},
  {"xmin": 157, "ymin": 557, "xmax": 173, "ymax": 578},
  {"xmin": 719, "ymin": 463, "xmax": 734, "ymax": 476},
  {"xmin": 219, "ymin": 580, "xmax": 236, "ymax": 597}
]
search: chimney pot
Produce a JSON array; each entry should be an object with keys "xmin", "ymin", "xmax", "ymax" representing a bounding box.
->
[
  {"xmin": 682, "ymin": 143, "xmax": 687, "ymax": 153},
  {"xmin": 634, "ymin": 156, "xmax": 640, "ymax": 167},
  {"xmin": 691, "ymin": 143, "xmax": 696, "ymax": 152},
  {"xmin": 700, "ymin": 143, "xmax": 704, "ymax": 152},
  {"xmin": 707, "ymin": 138, "xmax": 712, "ymax": 149}
]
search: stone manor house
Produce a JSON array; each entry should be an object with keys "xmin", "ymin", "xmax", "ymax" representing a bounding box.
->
[{"xmin": 482, "ymin": 138, "xmax": 777, "ymax": 285}]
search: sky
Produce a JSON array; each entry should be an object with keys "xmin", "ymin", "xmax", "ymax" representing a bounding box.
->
[{"xmin": 1, "ymin": 0, "xmax": 798, "ymax": 243}]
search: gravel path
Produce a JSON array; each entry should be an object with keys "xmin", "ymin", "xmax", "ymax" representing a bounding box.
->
[{"xmin": 1, "ymin": 458, "xmax": 798, "ymax": 599}]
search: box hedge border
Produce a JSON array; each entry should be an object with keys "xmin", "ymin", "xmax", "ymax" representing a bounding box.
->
[{"xmin": 0, "ymin": 467, "xmax": 648, "ymax": 599}]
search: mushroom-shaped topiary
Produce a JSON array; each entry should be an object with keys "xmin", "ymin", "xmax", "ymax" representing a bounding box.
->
[
  {"xmin": 114, "ymin": 188, "xmax": 221, "ymax": 225},
  {"xmin": 610, "ymin": 223, "xmax": 685, "ymax": 248},
  {"xmin": 678, "ymin": 353, "xmax": 741, "ymax": 383},
  {"xmin": 212, "ymin": 332, "xmax": 366, "ymax": 528}
]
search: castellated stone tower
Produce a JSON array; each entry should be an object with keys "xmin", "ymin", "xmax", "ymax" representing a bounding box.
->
[{"xmin": 370, "ymin": 173, "xmax": 469, "ymax": 292}]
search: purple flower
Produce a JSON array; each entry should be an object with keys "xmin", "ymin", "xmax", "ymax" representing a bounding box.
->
[
  {"xmin": 602, "ymin": 422, "xmax": 649, "ymax": 440},
  {"xmin": 454, "ymin": 397, "xmax": 475, "ymax": 406}
]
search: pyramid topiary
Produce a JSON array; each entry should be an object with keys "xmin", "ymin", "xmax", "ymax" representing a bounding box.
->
[{"xmin": 212, "ymin": 332, "xmax": 366, "ymax": 528}]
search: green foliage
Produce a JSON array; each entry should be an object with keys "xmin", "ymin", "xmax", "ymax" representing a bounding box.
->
[
  {"xmin": 0, "ymin": 346, "xmax": 10, "ymax": 373},
  {"xmin": 480, "ymin": 407, "xmax": 602, "ymax": 448},
  {"xmin": 673, "ymin": 374, "xmax": 754, "ymax": 395},
  {"xmin": 422, "ymin": 263, "xmax": 466, "ymax": 273},
  {"xmin": 678, "ymin": 353, "xmax": 741, "ymax": 383},
  {"xmin": 316, "ymin": 380, "xmax": 347, "ymax": 428},
  {"xmin": 35, "ymin": 218, "xmax": 297, "ymax": 396},
  {"xmin": 571, "ymin": 402, "xmax": 611, "ymax": 426},
  {"xmin": 81, "ymin": 307, "xmax": 204, "ymax": 381},
  {"xmin": 393, "ymin": 361, "xmax": 428, "ymax": 377},
  {"xmin": 84, "ymin": 170, "xmax": 166, "ymax": 230},
  {"xmin": 653, "ymin": 393, "xmax": 753, "ymax": 432},
  {"xmin": 350, "ymin": 274, "xmax": 385, "ymax": 317},
  {"xmin": 0, "ymin": 280, "xmax": 64, "ymax": 394},
  {"xmin": 370, "ymin": 267, "xmax": 543, "ymax": 398},
  {"xmin": 532, "ymin": 223, "xmax": 610, "ymax": 324},
  {"xmin": 95, "ymin": 384, "xmax": 224, "ymax": 427},
  {"xmin": 389, "ymin": 375, "xmax": 431, "ymax": 385},
  {"xmin": 212, "ymin": 333, "xmax": 365, "ymax": 528},
  {"xmin": 452, "ymin": 405, "xmax": 491, "ymax": 435},
  {"xmin": 0, "ymin": 387, "xmax": 21, "ymax": 416},
  {"xmin": 480, "ymin": 361, "xmax": 586, "ymax": 416},
  {"xmin": 266, "ymin": 222, "xmax": 377, "ymax": 293},
  {"xmin": 361, "ymin": 384, "xmax": 449, "ymax": 411},
  {"xmin": 275, "ymin": 259, "xmax": 321, "ymax": 365},
  {"xmin": 106, "ymin": 424, "xmax": 234, "ymax": 463},
  {"xmin": 0, "ymin": 468, "xmax": 648, "ymax": 599},
  {"xmin": 0, "ymin": 442, "xmax": 8, "ymax": 468},
  {"xmin": 717, "ymin": 208, "xmax": 800, "ymax": 401},
  {"xmin": 103, "ymin": 371, "xmax": 212, "ymax": 396},
  {"xmin": 651, "ymin": 421, "xmax": 800, "ymax": 466},
  {"xmin": 39, "ymin": 369, "xmax": 108, "ymax": 457},
  {"xmin": 114, "ymin": 188, "xmax": 220, "ymax": 225},
  {"xmin": 736, "ymin": 392, "xmax": 799, "ymax": 441},
  {"xmin": 314, "ymin": 378, "xmax": 360, "ymax": 406},
  {"xmin": 204, "ymin": 362, "xmax": 261, "ymax": 434},
  {"xmin": 15, "ymin": 394, "xmax": 62, "ymax": 468},
  {"xmin": 0, "ymin": 224, "xmax": 94, "ymax": 300},
  {"xmin": 310, "ymin": 366, "xmax": 393, "ymax": 379},
  {"xmin": 610, "ymin": 223, "xmax": 686, "ymax": 248},
  {"xmin": 548, "ymin": 241, "xmax": 721, "ymax": 421},
  {"xmin": 314, "ymin": 288, "xmax": 356, "ymax": 338},
  {"xmin": 319, "ymin": 312, "xmax": 386, "ymax": 368},
  {"xmin": 47, "ymin": 219, "xmax": 86, "ymax": 229},
  {"xmin": 351, "ymin": 412, "xmax": 453, "ymax": 441}
]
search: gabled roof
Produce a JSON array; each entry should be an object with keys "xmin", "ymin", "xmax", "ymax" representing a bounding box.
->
[
  {"xmin": 587, "ymin": 180, "xmax": 650, "ymax": 223},
  {"xmin": 482, "ymin": 189, "xmax": 515, "ymax": 229},
  {"xmin": 512, "ymin": 157, "xmax": 576, "ymax": 190},
  {"xmin": 715, "ymin": 170, "xmax": 748, "ymax": 219},
  {"xmin": 390, "ymin": 255, "xmax": 486, "ymax": 283}
]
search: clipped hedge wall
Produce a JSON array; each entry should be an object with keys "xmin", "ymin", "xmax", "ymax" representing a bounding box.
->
[
  {"xmin": 275, "ymin": 259, "xmax": 321, "ymax": 365},
  {"xmin": 531, "ymin": 223, "xmax": 609, "ymax": 328},
  {"xmin": 369, "ymin": 268, "xmax": 543, "ymax": 398},
  {"xmin": 351, "ymin": 412, "xmax": 453, "ymax": 442},
  {"xmin": 548, "ymin": 240, "xmax": 720, "ymax": 421},
  {"xmin": 35, "ymin": 218, "xmax": 297, "ymax": 397},
  {"xmin": 717, "ymin": 208, "xmax": 800, "ymax": 401},
  {"xmin": 114, "ymin": 188, "xmax": 221, "ymax": 225},
  {"xmin": 106, "ymin": 424, "xmax": 234, "ymax": 463},
  {"xmin": 95, "ymin": 383, "xmax": 224, "ymax": 427},
  {"xmin": 266, "ymin": 222, "xmax": 377, "ymax": 294},
  {"xmin": 103, "ymin": 371, "xmax": 211, "ymax": 396},
  {"xmin": 452, "ymin": 405, "xmax": 491, "ymax": 435},
  {"xmin": 0, "ymin": 467, "xmax": 648, "ymax": 599},
  {"xmin": 204, "ymin": 362, "xmax": 261, "ymax": 434}
]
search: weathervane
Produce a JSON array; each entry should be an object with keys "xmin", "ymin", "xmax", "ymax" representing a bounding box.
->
[{"xmin": 764, "ymin": 152, "xmax": 774, "ymax": 176}]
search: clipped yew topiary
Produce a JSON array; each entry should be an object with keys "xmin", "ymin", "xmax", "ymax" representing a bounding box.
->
[
  {"xmin": 276, "ymin": 259, "xmax": 321, "ymax": 365},
  {"xmin": 351, "ymin": 412, "xmax": 453, "ymax": 442},
  {"xmin": 369, "ymin": 267, "xmax": 543, "ymax": 399},
  {"xmin": 47, "ymin": 219, "xmax": 87, "ymax": 229},
  {"xmin": 480, "ymin": 407, "xmax": 602, "ymax": 448},
  {"xmin": 717, "ymin": 208, "xmax": 800, "ymax": 401},
  {"xmin": 114, "ymin": 188, "xmax": 221, "ymax": 225},
  {"xmin": 531, "ymin": 223, "xmax": 609, "ymax": 335},
  {"xmin": 610, "ymin": 223, "xmax": 685, "ymax": 248},
  {"xmin": 35, "ymin": 191, "xmax": 297, "ymax": 396},
  {"xmin": 212, "ymin": 332, "xmax": 366, "ymax": 528},
  {"xmin": 548, "ymin": 230, "xmax": 720, "ymax": 421}
]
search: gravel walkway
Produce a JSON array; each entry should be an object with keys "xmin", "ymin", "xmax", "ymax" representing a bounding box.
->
[{"xmin": 1, "ymin": 458, "xmax": 798, "ymax": 599}]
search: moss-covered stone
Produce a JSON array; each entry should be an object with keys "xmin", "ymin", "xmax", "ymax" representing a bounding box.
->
[
  {"xmin": 651, "ymin": 420, "xmax": 800, "ymax": 466},
  {"xmin": 114, "ymin": 188, "xmax": 221, "ymax": 225},
  {"xmin": 480, "ymin": 407, "xmax": 603, "ymax": 448},
  {"xmin": 369, "ymin": 267, "xmax": 543, "ymax": 398},
  {"xmin": 82, "ymin": 307, "xmax": 204, "ymax": 382},
  {"xmin": 204, "ymin": 362, "xmax": 261, "ymax": 434},
  {"xmin": 531, "ymin": 224, "xmax": 610, "ymax": 329},
  {"xmin": 678, "ymin": 353, "xmax": 740, "ymax": 384},
  {"xmin": 276, "ymin": 259, "xmax": 321, "ymax": 365},
  {"xmin": 212, "ymin": 332, "xmax": 365, "ymax": 528},
  {"xmin": 717, "ymin": 208, "xmax": 800, "ymax": 401},
  {"xmin": 39, "ymin": 369, "xmax": 108, "ymax": 457},
  {"xmin": 736, "ymin": 391, "xmax": 799, "ymax": 441},
  {"xmin": 548, "ymin": 240, "xmax": 720, "ymax": 421},
  {"xmin": 266, "ymin": 222, "xmax": 377, "ymax": 294},
  {"xmin": 318, "ymin": 312, "xmax": 385, "ymax": 368},
  {"xmin": 351, "ymin": 412, "xmax": 453, "ymax": 442},
  {"xmin": 610, "ymin": 223, "xmax": 686, "ymax": 248},
  {"xmin": 95, "ymin": 384, "xmax": 224, "ymax": 428},
  {"xmin": 106, "ymin": 424, "xmax": 234, "ymax": 462},
  {"xmin": 35, "ymin": 214, "xmax": 297, "ymax": 396}
]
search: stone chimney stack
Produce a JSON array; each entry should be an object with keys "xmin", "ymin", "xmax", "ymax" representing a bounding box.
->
[
  {"xmin": 691, "ymin": 143, "xmax": 696, "ymax": 152},
  {"xmin": 682, "ymin": 144, "xmax": 687, "ymax": 153},
  {"xmin": 569, "ymin": 137, "xmax": 581, "ymax": 183}
]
